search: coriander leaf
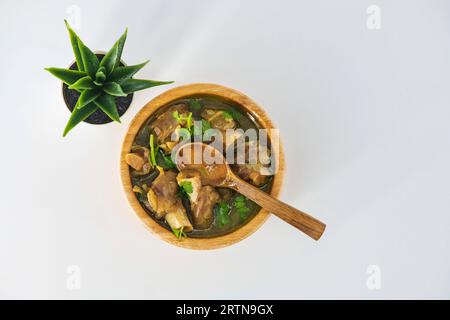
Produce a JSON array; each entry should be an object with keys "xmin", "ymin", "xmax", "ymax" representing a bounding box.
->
[
  {"xmin": 171, "ymin": 226, "xmax": 187, "ymax": 239},
  {"xmin": 149, "ymin": 134, "xmax": 158, "ymax": 167},
  {"xmin": 216, "ymin": 202, "xmax": 231, "ymax": 227},
  {"xmin": 157, "ymin": 150, "xmax": 176, "ymax": 169},
  {"xmin": 180, "ymin": 181, "xmax": 193, "ymax": 195},
  {"xmin": 222, "ymin": 111, "xmax": 233, "ymax": 120},
  {"xmin": 189, "ymin": 99, "xmax": 201, "ymax": 111},
  {"xmin": 234, "ymin": 195, "xmax": 251, "ymax": 219}
]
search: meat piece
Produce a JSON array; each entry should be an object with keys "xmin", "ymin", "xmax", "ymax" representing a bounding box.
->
[
  {"xmin": 216, "ymin": 187, "xmax": 233, "ymax": 201},
  {"xmin": 149, "ymin": 104, "xmax": 189, "ymax": 145},
  {"xmin": 191, "ymin": 186, "xmax": 220, "ymax": 229},
  {"xmin": 232, "ymin": 141, "xmax": 272, "ymax": 186},
  {"xmin": 125, "ymin": 145, "xmax": 151, "ymax": 175},
  {"xmin": 202, "ymin": 108, "xmax": 236, "ymax": 131},
  {"xmin": 201, "ymin": 109, "xmax": 239, "ymax": 152},
  {"xmin": 126, "ymin": 153, "xmax": 145, "ymax": 171},
  {"xmin": 177, "ymin": 170, "xmax": 220, "ymax": 230},
  {"xmin": 176, "ymin": 170, "xmax": 202, "ymax": 203},
  {"xmin": 147, "ymin": 171, "xmax": 193, "ymax": 232}
]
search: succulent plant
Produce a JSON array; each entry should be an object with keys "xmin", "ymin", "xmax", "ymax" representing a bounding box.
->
[{"xmin": 45, "ymin": 20, "xmax": 173, "ymax": 136}]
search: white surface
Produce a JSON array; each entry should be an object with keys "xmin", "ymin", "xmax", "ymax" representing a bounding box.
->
[{"xmin": 0, "ymin": 0, "xmax": 449, "ymax": 299}]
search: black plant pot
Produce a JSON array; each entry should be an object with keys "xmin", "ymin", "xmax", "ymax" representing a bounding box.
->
[{"xmin": 62, "ymin": 53, "xmax": 134, "ymax": 124}]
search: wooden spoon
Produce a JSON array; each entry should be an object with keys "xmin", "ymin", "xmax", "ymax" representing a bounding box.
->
[{"xmin": 175, "ymin": 142, "xmax": 326, "ymax": 240}]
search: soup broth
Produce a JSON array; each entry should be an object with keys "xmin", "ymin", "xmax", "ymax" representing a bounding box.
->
[{"xmin": 126, "ymin": 96, "xmax": 273, "ymax": 238}]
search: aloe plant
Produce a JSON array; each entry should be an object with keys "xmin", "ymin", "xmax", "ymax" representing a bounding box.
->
[{"xmin": 45, "ymin": 20, "xmax": 173, "ymax": 136}]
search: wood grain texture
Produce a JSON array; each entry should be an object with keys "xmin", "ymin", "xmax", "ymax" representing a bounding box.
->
[
  {"xmin": 120, "ymin": 83, "xmax": 285, "ymax": 250},
  {"xmin": 224, "ymin": 172, "xmax": 326, "ymax": 240}
]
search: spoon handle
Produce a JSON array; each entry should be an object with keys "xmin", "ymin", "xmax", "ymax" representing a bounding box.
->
[{"xmin": 228, "ymin": 175, "xmax": 326, "ymax": 240}]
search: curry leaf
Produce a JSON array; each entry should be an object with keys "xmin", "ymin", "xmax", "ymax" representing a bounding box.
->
[
  {"xmin": 121, "ymin": 79, "xmax": 173, "ymax": 93},
  {"xmin": 103, "ymin": 82, "xmax": 127, "ymax": 97},
  {"xmin": 99, "ymin": 43, "xmax": 118, "ymax": 75},
  {"xmin": 94, "ymin": 94, "xmax": 120, "ymax": 123},
  {"xmin": 77, "ymin": 38, "xmax": 99, "ymax": 78},
  {"xmin": 77, "ymin": 88, "xmax": 102, "ymax": 109},
  {"xmin": 64, "ymin": 20, "xmax": 84, "ymax": 72},
  {"xmin": 45, "ymin": 68, "xmax": 86, "ymax": 85},
  {"xmin": 62, "ymin": 101, "xmax": 98, "ymax": 137},
  {"xmin": 68, "ymin": 76, "xmax": 96, "ymax": 90},
  {"xmin": 108, "ymin": 61, "xmax": 149, "ymax": 83}
]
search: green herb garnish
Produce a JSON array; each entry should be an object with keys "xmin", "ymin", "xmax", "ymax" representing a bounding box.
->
[
  {"xmin": 178, "ymin": 181, "xmax": 193, "ymax": 200},
  {"xmin": 172, "ymin": 111, "xmax": 182, "ymax": 122},
  {"xmin": 173, "ymin": 111, "xmax": 194, "ymax": 134},
  {"xmin": 190, "ymin": 99, "xmax": 202, "ymax": 111},
  {"xmin": 45, "ymin": 20, "xmax": 173, "ymax": 137},
  {"xmin": 234, "ymin": 195, "xmax": 250, "ymax": 219},
  {"xmin": 222, "ymin": 111, "xmax": 233, "ymax": 120},
  {"xmin": 193, "ymin": 119, "xmax": 211, "ymax": 136},
  {"xmin": 157, "ymin": 150, "xmax": 176, "ymax": 169},
  {"xmin": 180, "ymin": 181, "xmax": 193, "ymax": 195},
  {"xmin": 186, "ymin": 112, "xmax": 192, "ymax": 131},
  {"xmin": 216, "ymin": 201, "xmax": 231, "ymax": 226},
  {"xmin": 149, "ymin": 134, "xmax": 158, "ymax": 167},
  {"xmin": 171, "ymin": 226, "xmax": 187, "ymax": 239}
]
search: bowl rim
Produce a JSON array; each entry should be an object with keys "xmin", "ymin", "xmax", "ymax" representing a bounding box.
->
[{"xmin": 120, "ymin": 83, "xmax": 285, "ymax": 250}]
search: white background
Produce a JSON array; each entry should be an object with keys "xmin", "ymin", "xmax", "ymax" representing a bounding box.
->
[{"xmin": 0, "ymin": 0, "xmax": 449, "ymax": 299}]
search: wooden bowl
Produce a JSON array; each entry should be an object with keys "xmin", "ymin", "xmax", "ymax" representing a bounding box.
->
[{"xmin": 120, "ymin": 83, "xmax": 285, "ymax": 249}]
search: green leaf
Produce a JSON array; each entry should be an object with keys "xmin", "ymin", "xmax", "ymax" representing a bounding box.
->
[
  {"xmin": 108, "ymin": 61, "xmax": 149, "ymax": 84},
  {"xmin": 171, "ymin": 226, "xmax": 187, "ymax": 240},
  {"xmin": 64, "ymin": 20, "xmax": 84, "ymax": 72},
  {"xmin": 156, "ymin": 150, "xmax": 176, "ymax": 169},
  {"xmin": 45, "ymin": 68, "xmax": 86, "ymax": 85},
  {"xmin": 222, "ymin": 111, "xmax": 233, "ymax": 120},
  {"xmin": 77, "ymin": 37, "xmax": 99, "ymax": 78},
  {"xmin": 77, "ymin": 89, "xmax": 101, "ymax": 109},
  {"xmin": 94, "ymin": 67, "xmax": 106, "ymax": 84},
  {"xmin": 68, "ymin": 76, "xmax": 96, "ymax": 90},
  {"xmin": 149, "ymin": 134, "xmax": 157, "ymax": 167},
  {"xmin": 193, "ymin": 119, "xmax": 211, "ymax": 136},
  {"xmin": 99, "ymin": 43, "xmax": 118, "ymax": 75},
  {"xmin": 103, "ymin": 82, "xmax": 127, "ymax": 97},
  {"xmin": 114, "ymin": 28, "xmax": 128, "ymax": 67},
  {"xmin": 180, "ymin": 181, "xmax": 193, "ymax": 195},
  {"xmin": 189, "ymin": 99, "xmax": 201, "ymax": 111},
  {"xmin": 63, "ymin": 101, "xmax": 98, "ymax": 137},
  {"xmin": 234, "ymin": 195, "xmax": 250, "ymax": 219},
  {"xmin": 216, "ymin": 202, "xmax": 231, "ymax": 226},
  {"xmin": 121, "ymin": 78, "xmax": 173, "ymax": 93},
  {"xmin": 94, "ymin": 94, "xmax": 120, "ymax": 123}
]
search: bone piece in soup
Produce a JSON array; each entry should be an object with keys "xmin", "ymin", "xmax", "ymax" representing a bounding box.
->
[
  {"xmin": 126, "ymin": 146, "xmax": 151, "ymax": 175},
  {"xmin": 177, "ymin": 170, "xmax": 220, "ymax": 230},
  {"xmin": 149, "ymin": 104, "xmax": 189, "ymax": 144},
  {"xmin": 146, "ymin": 171, "xmax": 193, "ymax": 231}
]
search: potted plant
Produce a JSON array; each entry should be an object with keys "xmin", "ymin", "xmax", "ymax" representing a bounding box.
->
[{"xmin": 45, "ymin": 21, "xmax": 173, "ymax": 136}]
